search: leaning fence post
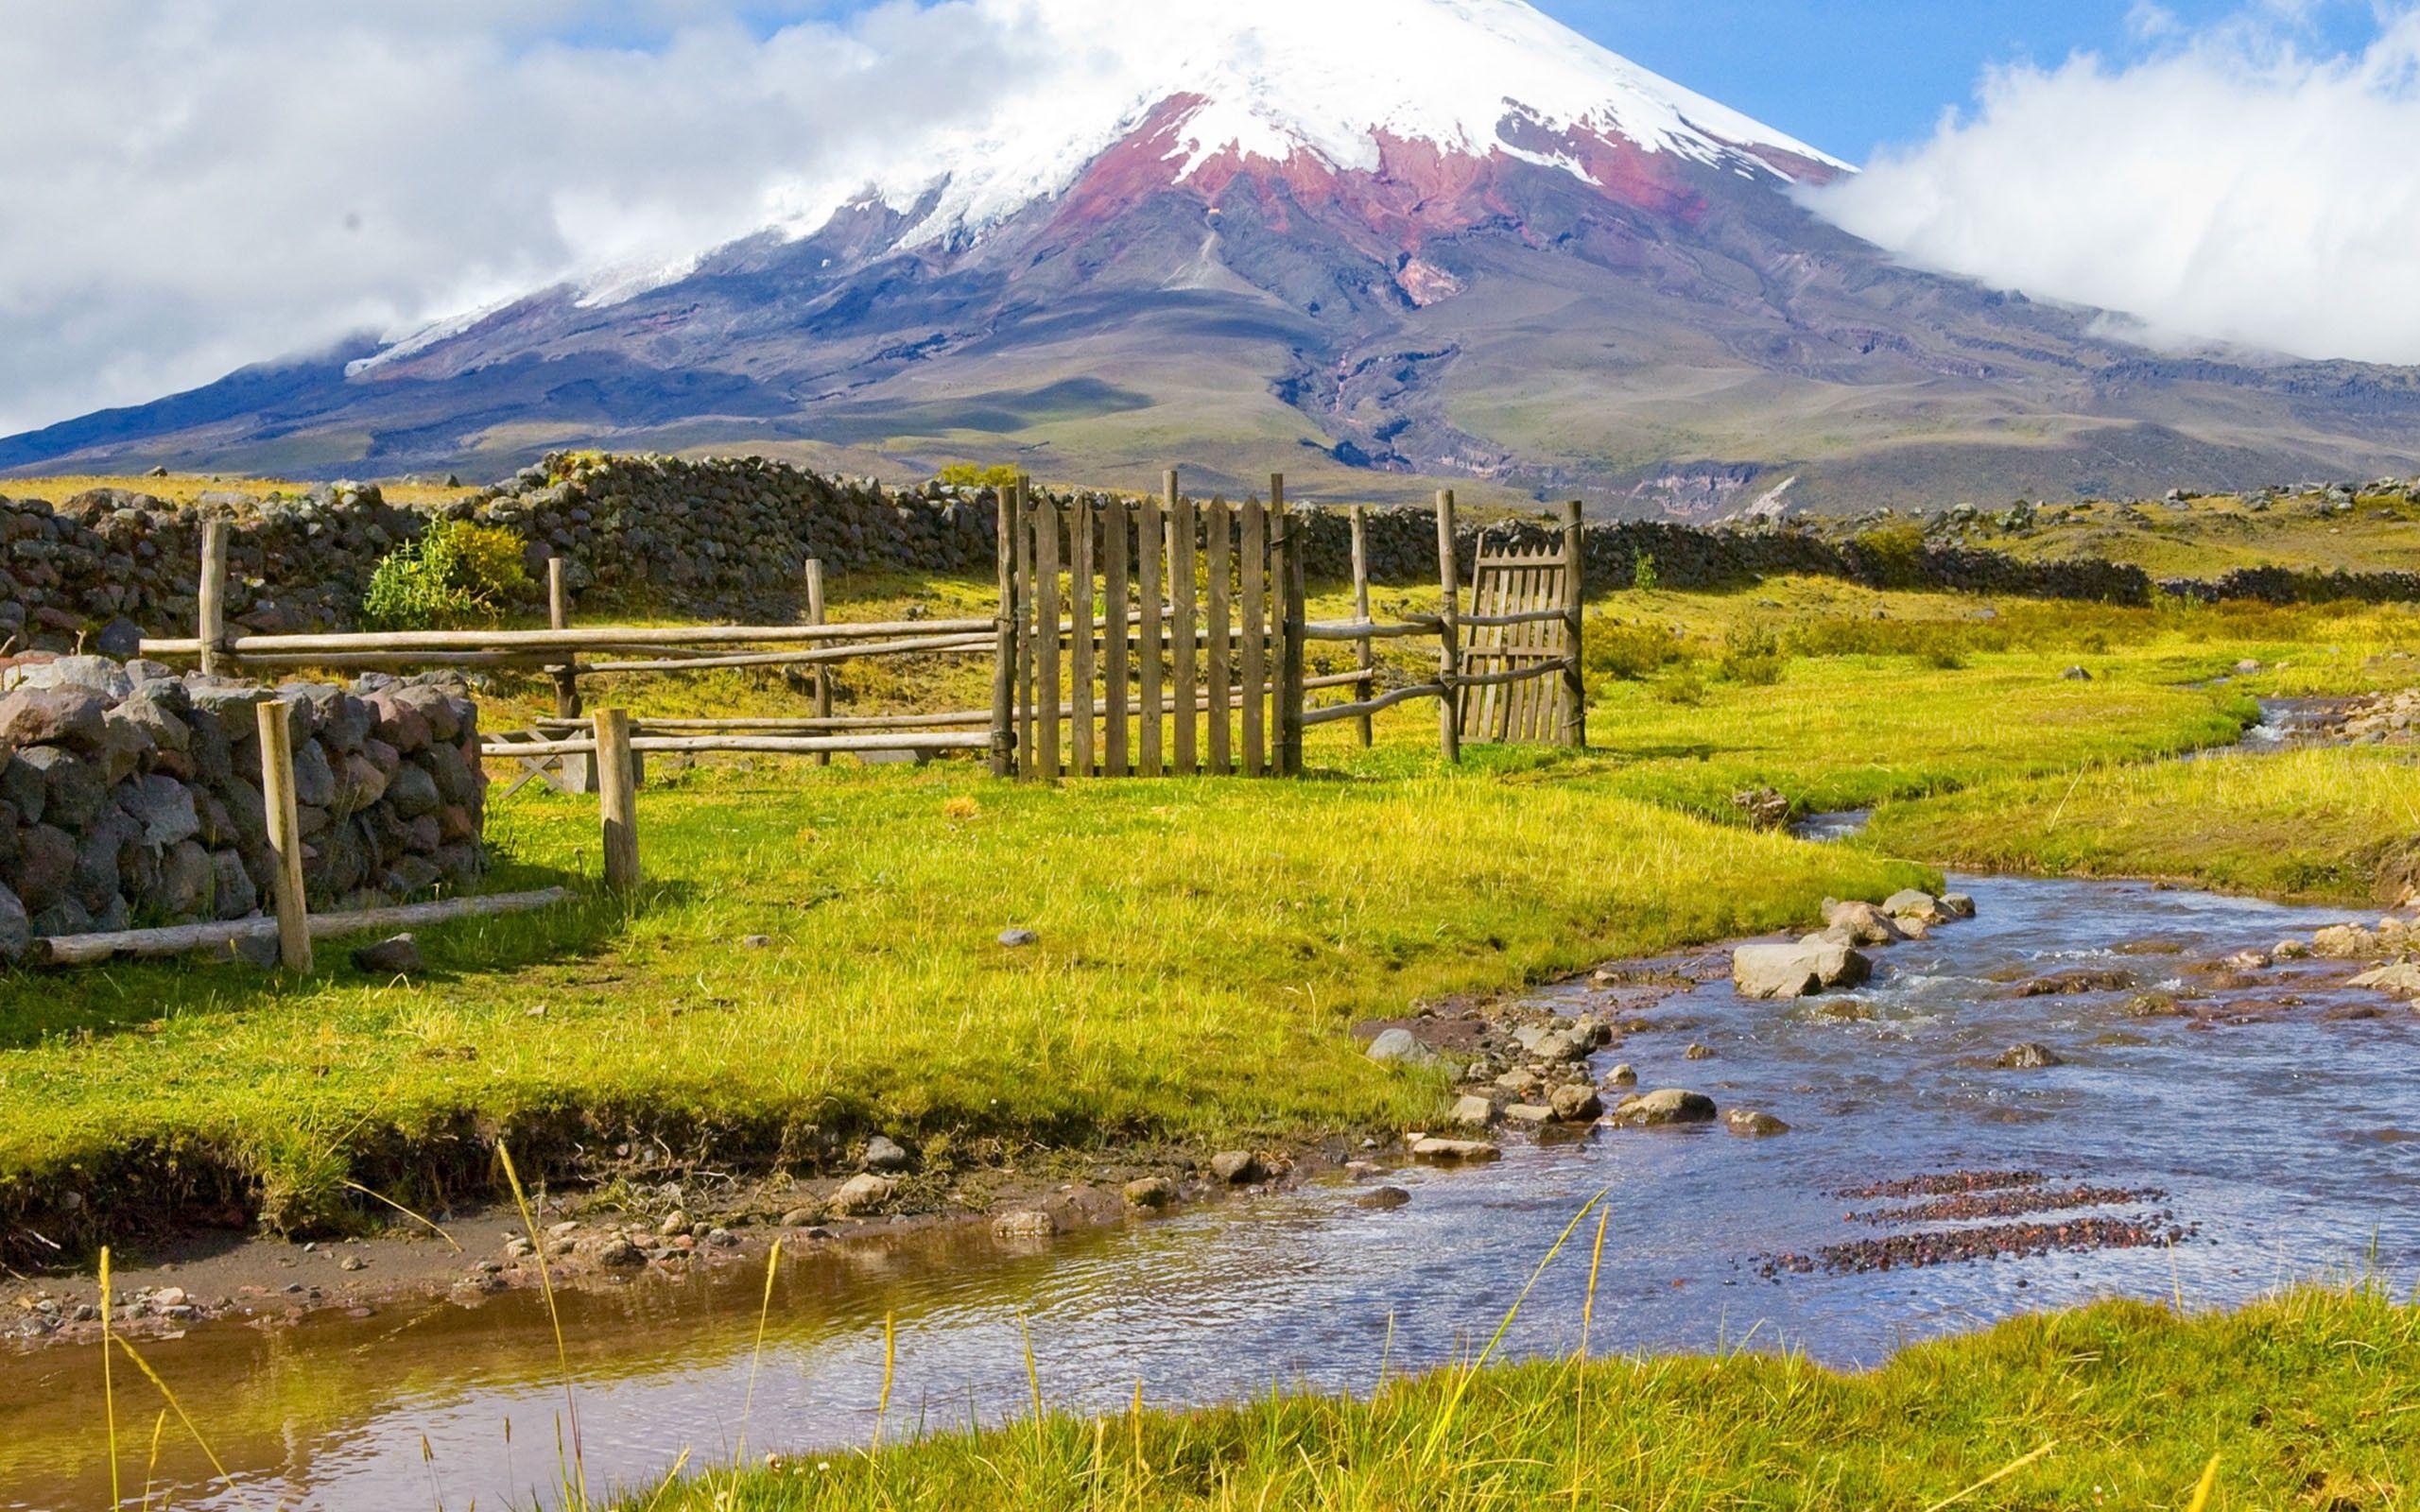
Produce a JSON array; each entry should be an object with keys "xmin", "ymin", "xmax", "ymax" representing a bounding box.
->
[
  {"xmin": 255, "ymin": 700, "xmax": 312, "ymax": 973},
  {"xmin": 1349, "ymin": 505, "xmax": 1374, "ymax": 749},
  {"xmin": 992, "ymin": 488, "xmax": 1018, "ymax": 779},
  {"xmin": 1434, "ymin": 489, "xmax": 1462, "ymax": 765},
  {"xmin": 1273, "ymin": 475, "xmax": 1306, "ymax": 778},
  {"xmin": 1561, "ymin": 500, "xmax": 1588, "ymax": 750},
  {"xmin": 546, "ymin": 557, "xmax": 580, "ymax": 721},
  {"xmin": 199, "ymin": 520, "xmax": 229, "ymax": 679},
  {"xmin": 804, "ymin": 559, "xmax": 834, "ymax": 768},
  {"xmin": 596, "ymin": 709, "xmax": 641, "ymax": 890}
]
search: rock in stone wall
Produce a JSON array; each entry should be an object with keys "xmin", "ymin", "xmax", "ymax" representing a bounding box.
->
[{"xmin": 0, "ymin": 656, "xmax": 485, "ymax": 956}]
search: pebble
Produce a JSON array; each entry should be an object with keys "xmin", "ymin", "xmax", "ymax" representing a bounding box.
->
[
  {"xmin": 1409, "ymin": 1138, "xmax": 1502, "ymax": 1162},
  {"xmin": 998, "ymin": 929, "xmax": 1040, "ymax": 949},
  {"xmin": 1996, "ymin": 1042, "xmax": 2066, "ymax": 1070},
  {"xmin": 1122, "ymin": 1177, "xmax": 1177, "ymax": 1211},
  {"xmin": 862, "ymin": 1135, "xmax": 913, "ymax": 1173},
  {"xmin": 350, "ymin": 934, "xmax": 423, "ymax": 975},
  {"xmin": 992, "ymin": 1211, "xmax": 1056, "ymax": 1238},
  {"xmin": 1448, "ymin": 1094, "xmax": 1499, "ymax": 1128},
  {"xmin": 1724, "ymin": 1109, "xmax": 1790, "ymax": 1138},
  {"xmin": 1353, "ymin": 1187, "xmax": 1413, "ymax": 1211},
  {"xmin": 1209, "ymin": 1151, "xmax": 1264, "ymax": 1185}
]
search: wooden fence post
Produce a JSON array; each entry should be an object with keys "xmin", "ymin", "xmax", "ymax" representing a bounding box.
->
[
  {"xmin": 596, "ymin": 709, "xmax": 641, "ymax": 889},
  {"xmin": 1349, "ymin": 504, "xmax": 1374, "ymax": 749},
  {"xmin": 199, "ymin": 520, "xmax": 229, "ymax": 679},
  {"xmin": 992, "ymin": 488, "xmax": 1018, "ymax": 779},
  {"xmin": 1273, "ymin": 475, "xmax": 1305, "ymax": 778},
  {"xmin": 1035, "ymin": 483, "xmax": 1063, "ymax": 780},
  {"xmin": 1014, "ymin": 478, "xmax": 1038, "ymax": 782},
  {"xmin": 547, "ymin": 557, "xmax": 580, "ymax": 721},
  {"xmin": 1239, "ymin": 492, "xmax": 1267, "ymax": 777},
  {"xmin": 1435, "ymin": 490, "xmax": 1463, "ymax": 765},
  {"xmin": 254, "ymin": 700, "xmax": 311, "ymax": 973},
  {"xmin": 1138, "ymin": 478, "xmax": 1167, "ymax": 778},
  {"xmin": 1103, "ymin": 499, "xmax": 1131, "ymax": 778},
  {"xmin": 1169, "ymin": 478, "xmax": 1199, "ymax": 777},
  {"xmin": 1562, "ymin": 500, "xmax": 1588, "ymax": 750},
  {"xmin": 1205, "ymin": 498, "xmax": 1233, "ymax": 774},
  {"xmin": 1070, "ymin": 498, "xmax": 1096, "ymax": 778},
  {"xmin": 804, "ymin": 558, "xmax": 834, "ymax": 768}
]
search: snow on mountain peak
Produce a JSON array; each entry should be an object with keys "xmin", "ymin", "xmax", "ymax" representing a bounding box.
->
[{"xmin": 792, "ymin": 0, "xmax": 1849, "ymax": 249}]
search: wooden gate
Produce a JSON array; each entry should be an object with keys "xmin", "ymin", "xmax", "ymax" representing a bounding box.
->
[
  {"xmin": 1456, "ymin": 509, "xmax": 1587, "ymax": 748},
  {"xmin": 1000, "ymin": 472, "xmax": 1305, "ymax": 780}
]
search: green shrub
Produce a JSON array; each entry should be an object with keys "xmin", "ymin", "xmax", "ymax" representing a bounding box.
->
[
  {"xmin": 1718, "ymin": 624, "xmax": 1788, "ymax": 685},
  {"xmin": 1651, "ymin": 666, "xmax": 1706, "ymax": 705},
  {"xmin": 1849, "ymin": 520, "xmax": 1932, "ymax": 590},
  {"xmin": 1586, "ymin": 620, "xmax": 1691, "ymax": 681},
  {"xmin": 937, "ymin": 464, "xmax": 1023, "ymax": 490},
  {"xmin": 1631, "ymin": 552, "xmax": 1660, "ymax": 593},
  {"xmin": 361, "ymin": 521, "xmax": 530, "ymax": 630}
]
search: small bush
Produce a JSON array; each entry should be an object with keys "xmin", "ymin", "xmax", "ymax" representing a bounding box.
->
[
  {"xmin": 1586, "ymin": 621, "xmax": 1691, "ymax": 681},
  {"xmin": 361, "ymin": 521, "xmax": 530, "ymax": 631},
  {"xmin": 1718, "ymin": 624, "xmax": 1788, "ymax": 686},
  {"xmin": 937, "ymin": 464, "xmax": 1023, "ymax": 490},
  {"xmin": 1631, "ymin": 552, "xmax": 1661, "ymax": 593},
  {"xmin": 1849, "ymin": 520, "xmax": 1931, "ymax": 590},
  {"xmin": 1652, "ymin": 667, "xmax": 1706, "ymax": 706}
]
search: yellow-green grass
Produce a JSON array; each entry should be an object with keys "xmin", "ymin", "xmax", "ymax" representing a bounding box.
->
[
  {"xmin": 1953, "ymin": 491, "xmax": 2420, "ymax": 577},
  {"xmin": 1869, "ymin": 744, "xmax": 2420, "ymax": 904},
  {"xmin": 0, "ymin": 472, "xmax": 482, "ymax": 509},
  {"xmin": 630, "ymin": 1285, "xmax": 2419, "ymax": 1510}
]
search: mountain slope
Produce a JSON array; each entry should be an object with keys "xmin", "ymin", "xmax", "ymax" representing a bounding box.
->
[{"xmin": 9, "ymin": 0, "xmax": 2418, "ymax": 514}]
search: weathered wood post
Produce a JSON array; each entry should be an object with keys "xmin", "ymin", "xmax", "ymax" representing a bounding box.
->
[
  {"xmin": 595, "ymin": 709, "xmax": 641, "ymax": 890},
  {"xmin": 198, "ymin": 520, "xmax": 230, "ymax": 679},
  {"xmin": 1138, "ymin": 478, "xmax": 1167, "ymax": 778},
  {"xmin": 1034, "ymin": 482, "xmax": 1063, "ymax": 780},
  {"xmin": 804, "ymin": 558, "xmax": 834, "ymax": 768},
  {"xmin": 1168, "ymin": 474, "xmax": 1199, "ymax": 776},
  {"xmin": 1013, "ymin": 478, "xmax": 1038, "ymax": 782},
  {"xmin": 1238, "ymin": 491, "xmax": 1267, "ymax": 778},
  {"xmin": 992, "ymin": 487, "xmax": 1019, "ymax": 780},
  {"xmin": 1434, "ymin": 489, "xmax": 1462, "ymax": 765},
  {"xmin": 1070, "ymin": 498, "xmax": 1096, "ymax": 778},
  {"xmin": 1561, "ymin": 500, "xmax": 1588, "ymax": 750},
  {"xmin": 1349, "ymin": 504, "xmax": 1374, "ymax": 749},
  {"xmin": 1272, "ymin": 475, "xmax": 1306, "ymax": 778},
  {"xmin": 546, "ymin": 557, "xmax": 580, "ymax": 720},
  {"xmin": 255, "ymin": 700, "xmax": 312, "ymax": 972},
  {"xmin": 1103, "ymin": 499, "xmax": 1131, "ymax": 777}
]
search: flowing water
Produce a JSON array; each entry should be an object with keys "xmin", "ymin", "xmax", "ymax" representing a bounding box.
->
[{"xmin": 5, "ymin": 709, "xmax": 2412, "ymax": 1510}]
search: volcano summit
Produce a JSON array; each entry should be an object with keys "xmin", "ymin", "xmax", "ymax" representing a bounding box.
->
[{"xmin": 9, "ymin": 0, "xmax": 2417, "ymax": 514}]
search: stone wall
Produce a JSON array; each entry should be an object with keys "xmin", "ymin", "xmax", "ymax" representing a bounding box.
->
[
  {"xmin": 6, "ymin": 455, "xmax": 2411, "ymax": 654},
  {"xmin": 0, "ymin": 657, "xmax": 484, "ymax": 956}
]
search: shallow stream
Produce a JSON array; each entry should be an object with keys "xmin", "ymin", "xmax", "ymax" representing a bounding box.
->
[{"xmin": 3, "ymin": 702, "xmax": 2412, "ymax": 1511}]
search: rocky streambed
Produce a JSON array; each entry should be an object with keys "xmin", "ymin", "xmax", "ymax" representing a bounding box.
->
[{"xmin": 10, "ymin": 856, "xmax": 2419, "ymax": 1512}]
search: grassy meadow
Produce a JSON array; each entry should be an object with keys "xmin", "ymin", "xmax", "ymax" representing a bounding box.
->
[{"xmin": 622, "ymin": 1284, "xmax": 2420, "ymax": 1511}]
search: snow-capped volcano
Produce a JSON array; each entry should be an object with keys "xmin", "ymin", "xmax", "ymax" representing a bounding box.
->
[
  {"xmin": 821, "ymin": 0, "xmax": 1848, "ymax": 252},
  {"xmin": 13, "ymin": 0, "xmax": 2420, "ymax": 508}
]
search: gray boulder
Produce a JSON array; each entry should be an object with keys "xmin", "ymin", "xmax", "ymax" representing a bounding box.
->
[
  {"xmin": 1733, "ymin": 938, "xmax": 1873, "ymax": 1000},
  {"xmin": 0, "ymin": 685, "xmax": 109, "ymax": 752},
  {"xmin": 1365, "ymin": 1027, "xmax": 1434, "ymax": 1065},
  {"xmin": 0, "ymin": 882, "xmax": 28, "ymax": 960},
  {"xmin": 1613, "ymin": 1090, "xmax": 1719, "ymax": 1126}
]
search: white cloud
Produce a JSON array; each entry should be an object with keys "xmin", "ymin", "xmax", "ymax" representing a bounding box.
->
[
  {"xmin": 0, "ymin": 0, "xmax": 1015, "ymax": 437},
  {"xmin": 1807, "ymin": 8, "xmax": 2420, "ymax": 367}
]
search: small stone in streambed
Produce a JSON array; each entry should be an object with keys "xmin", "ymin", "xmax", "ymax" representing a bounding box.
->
[
  {"xmin": 1548, "ymin": 1083, "xmax": 1603, "ymax": 1123},
  {"xmin": 1941, "ymin": 893, "xmax": 1978, "ymax": 919},
  {"xmin": 351, "ymin": 933, "xmax": 422, "ymax": 974},
  {"xmin": 828, "ymin": 1174, "xmax": 895, "ymax": 1215},
  {"xmin": 593, "ymin": 1236, "xmax": 644, "ymax": 1267},
  {"xmin": 1354, "ymin": 1187, "xmax": 1412, "ymax": 1211},
  {"xmin": 1504, "ymin": 1103, "xmax": 1553, "ymax": 1125},
  {"xmin": 778, "ymin": 1209, "xmax": 817, "ymax": 1228},
  {"xmin": 1684, "ymin": 1042, "xmax": 1715, "ymax": 1061},
  {"xmin": 1365, "ymin": 1027, "xmax": 1434, "ymax": 1065},
  {"xmin": 1122, "ymin": 1177, "xmax": 1177, "ymax": 1211},
  {"xmin": 1725, "ymin": 1109, "xmax": 1791, "ymax": 1138},
  {"xmin": 861, "ymin": 1134, "xmax": 913, "ymax": 1173},
  {"xmin": 1613, "ymin": 1090, "xmax": 1718, "ymax": 1126},
  {"xmin": 1410, "ymin": 1137, "xmax": 1501, "ymax": 1162},
  {"xmin": 1449, "ymin": 1094, "xmax": 1499, "ymax": 1128},
  {"xmin": 657, "ymin": 1211, "xmax": 690, "ymax": 1237},
  {"xmin": 992, "ymin": 1210, "xmax": 1056, "ymax": 1238},
  {"xmin": 998, "ymin": 928, "xmax": 1040, "ymax": 949},
  {"xmin": 1210, "ymin": 1151, "xmax": 1264, "ymax": 1184},
  {"xmin": 1997, "ymin": 1042, "xmax": 2066, "ymax": 1070},
  {"xmin": 1603, "ymin": 1064, "xmax": 1639, "ymax": 1089}
]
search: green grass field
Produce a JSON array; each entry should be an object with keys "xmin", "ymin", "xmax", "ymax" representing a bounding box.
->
[
  {"xmin": 622, "ymin": 1284, "xmax": 2419, "ymax": 1510},
  {"xmin": 3, "ymin": 577, "xmax": 2414, "ymax": 1248}
]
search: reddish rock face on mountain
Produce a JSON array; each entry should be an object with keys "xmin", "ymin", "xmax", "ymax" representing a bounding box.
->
[{"xmin": 9, "ymin": 0, "xmax": 2418, "ymax": 513}]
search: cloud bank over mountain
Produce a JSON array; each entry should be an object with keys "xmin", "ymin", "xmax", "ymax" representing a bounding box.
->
[{"xmin": 1810, "ymin": 6, "xmax": 2420, "ymax": 366}]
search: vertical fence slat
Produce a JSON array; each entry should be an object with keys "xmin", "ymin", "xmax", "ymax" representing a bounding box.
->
[
  {"xmin": 993, "ymin": 489, "xmax": 1019, "ymax": 778},
  {"xmin": 1273, "ymin": 475, "xmax": 1305, "ymax": 779},
  {"xmin": 1204, "ymin": 499, "xmax": 1233, "ymax": 775},
  {"xmin": 1239, "ymin": 494, "xmax": 1267, "ymax": 778},
  {"xmin": 1015, "ymin": 481, "xmax": 1039, "ymax": 781},
  {"xmin": 1349, "ymin": 505, "xmax": 1374, "ymax": 748},
  {"xmin": 1036, "ymin": 488, "xmax": 1063, "ymax": 780},
  {"xmin": 255, "ymin": 700, "xmax": 311, "ymax": 973},
  {"xmin": 1563, "ymin": 501, "xmax": 1588, "ymax": 750},
  {"xmin": 1103, "ymin": 499, "xmax": 1131, "ymax": 778},
  {"xmin": 547, "ymin": 557, "xmax": 580, "ymax": 721},
  {"xmin": 1139, "ymin": 484, "xmax": 1167, "ymax": 778},
  {"xmin": 804, "ymin": 558, "xmax": 835, "ymax": 767},
  {"xmin": 1435, "ymin": 490, "xmax": 1462, "ymax": 765},
  {"xmin": 1171, "ymin": 491, "xmax": 1200, "ymax": 776},
  {"xmin": 1070, "ymin": 499, "xmax": 1097, "ymax": 779}
]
